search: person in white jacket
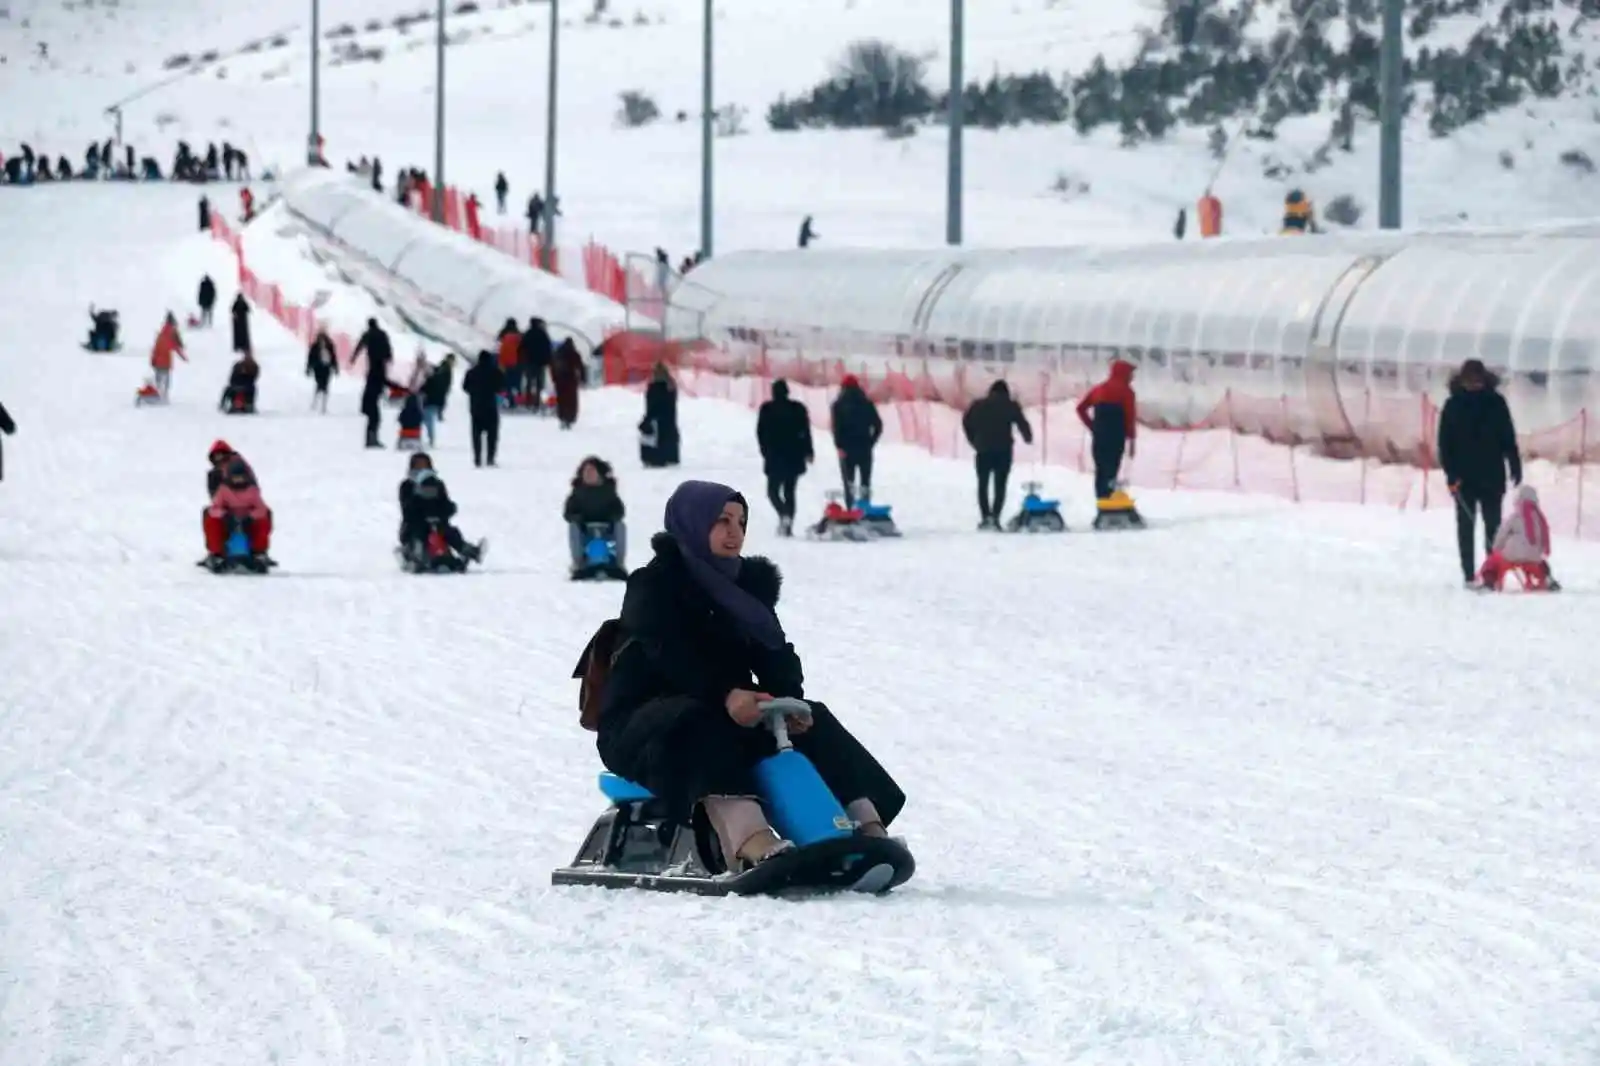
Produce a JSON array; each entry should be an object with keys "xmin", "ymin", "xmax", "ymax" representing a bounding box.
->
[{"xmin": 1478, "ymin": 484, "xmax": 1561, "ymax": 590}]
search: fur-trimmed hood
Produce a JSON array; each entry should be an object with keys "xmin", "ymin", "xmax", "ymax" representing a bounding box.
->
[{"xmin": 647, "ymin": 531, "xmax": 783, "ymax": 608}]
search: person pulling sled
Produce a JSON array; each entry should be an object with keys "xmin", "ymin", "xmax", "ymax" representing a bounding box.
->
[
  {"xmin": 202, "ymin": 456, "xmax": 275, "ymax": 573},
  {"xmin": 396, "ymin": 455, "xmax": 486, "ymax": 572}
]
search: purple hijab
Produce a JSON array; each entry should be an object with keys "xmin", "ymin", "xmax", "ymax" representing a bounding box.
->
[{"xmin": 663, "ymin": 480, "xmax": 787, "ymax": 650}]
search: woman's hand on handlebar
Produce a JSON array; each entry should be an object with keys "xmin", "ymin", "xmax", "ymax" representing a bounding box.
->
[
  {"xmin": 724, "ymin": 689, "xmax": 772, "ymax": 726},
  {"xmin": 785, "ymin": 713, "xmax": 811, "ymax": 735}
]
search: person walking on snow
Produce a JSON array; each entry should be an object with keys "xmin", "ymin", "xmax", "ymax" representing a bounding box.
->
[
  {"xmin": 551, "ymin": 338, "xmax": 587, "ymax": 429},
  {"xmin": 962, "ymin": 381, "xmax": 1034, "ymax": 530},
  {"xmin": 196, "ymin": 275, "xmax": 216, "ymax": 327},
  {"xmin": 494, "ymin": 171, "xmax": 509, "ymax": 214},
  {"xmin": 1076, "ymin": 359, "xmax": 1138, "ymax": 500},
  {"xmin": 1437, "ymin": 357, "xmax": 1522, "ymax": 586},
  {"xmin": 306, "ymin": 328, "xmax": 339, "ymax": 413},
  {"xmin": 230, "ymin": 293, "xmax": 252, "ymax": 356},
  {"xmin": 829, "ymin": 375, "xmax": 882, "ymax": 507},
  {"xmin": 0, "ymin": 399, "xmax": 15, "ymax": 484},
  {"xmin": 756, "ymin": 379, "xmax": 813, "ymax": 536},
  {"xmin": 462, "ymin": 351, "xmax": 506, "ymax": 466},
  {"xmin": 149, "ymin": 312, "xmax": 187, "ymax": 399},
  {"xmin": 353, "ymin": 318, "xmax": 398, "ymax": 448}
]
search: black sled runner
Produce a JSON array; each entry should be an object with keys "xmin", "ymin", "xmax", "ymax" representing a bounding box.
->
[{"xmin": 551, "ymin": 699, "xmax": 915, "ymax": 897}]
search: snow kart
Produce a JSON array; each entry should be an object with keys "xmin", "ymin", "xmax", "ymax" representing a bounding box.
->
[
  {"xmin": 551, "ymin": 698, "xmax": 916, "ymax": 897},
  {"xmin": 571, "ymin": 522, "xmax": 628, "ymax": 581},
  {"xmin": 809, "ymin": 490, "xmax": 899, "ymax": 540},
  {"xmin": 1092, "ymin": 488, "xmax": 1146, "ymax": 531},
  {"xmin": 395, "ymin": 520, "xmax": 482, "ymax": 574},
  {"xmin": 201, "ymin": 525, "xmax": 275, "ymax": 574},
  {"xmin": 1005, "ymin": 481, "xmax": 1066, "ymax": 533}
]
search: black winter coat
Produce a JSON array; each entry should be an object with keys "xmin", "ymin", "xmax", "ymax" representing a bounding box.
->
[
  {"xmin": 564, "ymin": 483, "xmax": 626, "ymax": 525},
  {"xmin": 306, "ymin": 336, "xmax": 338, "ymax": 382},
  {"xmin": 830, "ymin": 387, "xmax": 882, "ymax": 454},
  {"xmin": 601, "ymin": 532, "xmax": 803, "ymax": 724},
  {"xmin": 1437, "ymin": 382, "xmax": 1521, "ymax": 493},
  {"xmin": 355, "ymin": 326, "xmax": 393, "ymax": 384},
  {"xmin": 198, "ymin": 276, "xmax": 216, "ymax": 310},
  {"xmin": 757, "ymin": 396, "xmax": 814, "ymax": 477},
  {"xmin": 462, "ymin": 359, "xmax": 505, "ymax": 414},
  {"xmin": 230, "ymin": 296, "xmax": 251, "ymax": 353},
  {"xmin": 520, "ymin": 324, "xmax": 553, "ymax": 373},
  {"xmin": 399, "ymin": 479, "xmax": 458, "ymax": 529},
  {"xmin": 963, "ymin": 389, "xmax": 1034, "ymax": 454},
  {"xmin": 0, "ymin": 400, "xmax": 14, "ymax": 482},
  {"xmin": 420, "ymin": 363, "xmax": 452, "ymax": 408}
]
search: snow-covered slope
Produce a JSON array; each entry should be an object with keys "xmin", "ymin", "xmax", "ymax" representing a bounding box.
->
[
  {"xmin": 5, "ymin": 0, "xmax": 1600, "ymax": 256},
  {"xmin": 4, "ymin": 164, "xmax": 1600, "ymax": 1066}
]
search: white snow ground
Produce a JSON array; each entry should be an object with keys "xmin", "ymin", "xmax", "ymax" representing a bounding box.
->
[
  {"xmin": 5, "ymin": 183, "xmax": 1600, "ymax": 1066},
  {"xmin": 7, "ymin": 0, "xmax": 1600, "ymax": 256}
]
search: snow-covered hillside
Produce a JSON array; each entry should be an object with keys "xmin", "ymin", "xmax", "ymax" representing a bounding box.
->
[
  {"xmin": 5, "ymin": 160, "xmax": 1600, "ymax": 1066},
  {"xmin": 5, "ymin": 0, "xmax": 1600, "ymax": 255}
]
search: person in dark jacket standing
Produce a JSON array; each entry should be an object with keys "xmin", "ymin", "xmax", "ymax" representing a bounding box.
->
[
  {"xmin": 1437, "ymin": 358, "xmax": 1523, "ymax": 586},
  {"xmin": 520, "ymin": 317, "xmax": 554, "ymax": 409},
  {"xmin": 197, "ymin": 275, "xmax": 217, "ymax": 327},
  {"xmin": 353, "ymin": 318, "xmax": 395, "ymax": 447},
  {"xmin": 419, "ymin": 353, "xmax": 454, "ymax": 446},
  {"xmin": 229, "ymin": 293, "xmax": 251, "ymax": 355},
  {"xmin": 551, "ymin": 338, "xmax": 586, "ymax": 429},
  {"xmin": 593, "ymin": 479, "xmax": 907, "ymax": 873},
  {"xmin": 1075, "ymin": 359, "xmax": 1138, "ymax": 499},
  {"xmin": 962, "ymin": 380, "xmax": 1034, "ymax": 529},
  {"xmin": 756, "ymin": 379, "xmax": 813, "ymax": 536},
  {"xmin": 0, "ymin": 399, "xmax": 15, "ymax": 483},
  {"xmin": 639, "ymin": 362, "xmax": 680, "ymax": 467},
  {"xmin": 198, "ymin": 195, "xmax": 210, "ymax": 233},
  {"xmin": 305, "ymin": 328, "xmax": 338, "ymax": 413},
  {"xmin": 829, "ymin": 374, "xmax": 882, "ymax": 506},
  {"xmin": 462, "ymin": 350, "xmax": 505, "ymax": 466}
]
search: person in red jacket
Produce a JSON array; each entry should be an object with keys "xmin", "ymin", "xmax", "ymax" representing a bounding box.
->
[{"xmin": 1076, "ymin": 359, "xmax": 1138, "ymax": 499}]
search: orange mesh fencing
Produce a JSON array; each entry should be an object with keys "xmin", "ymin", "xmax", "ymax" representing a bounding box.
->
[{"xmin": 602, "ymin": 332, "xmax": 1600, "ymax": 539}]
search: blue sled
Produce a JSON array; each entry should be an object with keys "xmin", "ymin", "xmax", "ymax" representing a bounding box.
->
[
  {"xmin": 554, "ymin": 699, "xmax": 914, "ymax": 896},
  {"xmin": 572, "ymin": 522, "xmax": 628, "ymax": 581},
  {"xmin": 1005, "ymin": 481, "xmax": 1067, "ymax": 532}
]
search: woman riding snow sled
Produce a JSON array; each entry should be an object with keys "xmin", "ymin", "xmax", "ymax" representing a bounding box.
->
[
  {"xmin": 397, "ymin": 454, "xmax": 486, "ymax": 570},
  {"xmin": 593, "ymin": 480, "xmax": 906, "ymax": 876}
]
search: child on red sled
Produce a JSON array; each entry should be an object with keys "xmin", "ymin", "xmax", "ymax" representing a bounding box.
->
[
  {"xmin": 202, "ymin": 455, "xmax": 275, "ymax": 571},
  {"xmin": 1477, "ymin": 484, "xmax": 1560, "ymax": 590}
]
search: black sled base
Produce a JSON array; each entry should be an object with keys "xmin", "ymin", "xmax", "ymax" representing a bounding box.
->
[{"xmin": 550, "ymin": 793, "xmax": 915, "ymax": 897}]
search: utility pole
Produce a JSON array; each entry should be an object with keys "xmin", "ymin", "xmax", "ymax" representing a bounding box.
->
[
  {"xmin": 310, "ymin": 0, "xmax": 321, "ymax": 164},
  {"xmin": 945, "ymin": 0, "xmax": 964, "ymax": 245},
  {"xmin": 1378, "ymin": 0, "xmax": 1402, "ymax": 229},
  {"xmin": 433, "ymin": 0, "xmax": 446, "ymax": 222},
  {"xmin": 699, "ymin": 0, "xmax": 714, "ymax": 259},
  {"xmin": 542, "ymin": 0, "xmax": 560, "ymax": 269}
]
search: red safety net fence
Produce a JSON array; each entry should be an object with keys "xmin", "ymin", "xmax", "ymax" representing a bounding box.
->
[
  {"xmin": 602, "ymin": 334, "xmax": 1600, "ymax": 539},
  {"xmin": 210, "ymin": 211, "xmax": 364, "ymax": 370}
]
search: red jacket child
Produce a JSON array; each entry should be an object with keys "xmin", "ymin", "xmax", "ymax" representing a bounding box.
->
[{"xmin": 203, "ymin": 456, "xmax": 273, "ymax": 558}]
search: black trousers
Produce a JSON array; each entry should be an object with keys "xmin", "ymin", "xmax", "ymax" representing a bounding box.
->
[
  {"xmin": 362, "ymin": 385, "xmax": 382, "ymax": 443},
  {"xmin": 1455, "ymin": 485, "xmax": 1504, "ymax": 580},
  {"xmin": 597, "ymin": 696, "xmax": 906, "ymax": 832},
  {"xmin": 975, "ymin": 450, "xmax": 1013, "ymax": 520},
  {"xmin": 839, "ymin": 449, "xmax": 873, "ymax": 505},
  {"xmin": 470, "ymin": 410, "xmax": 499, "ymax": 466},
  {"xmin": 766, "ymin": 473, "xmax": 800, "ymax": 518},
  {"xmin": 1092, "ymin": 441, "xmax": 1125, "ymax": 499}
]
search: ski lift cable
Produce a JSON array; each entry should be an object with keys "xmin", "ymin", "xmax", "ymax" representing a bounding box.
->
[{"xmin": 1200, "ymin": 0, "xmax": 1341, "ymax": 197}]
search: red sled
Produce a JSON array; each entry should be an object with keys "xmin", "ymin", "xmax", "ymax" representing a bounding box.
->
[
  {"xmin": 1480, "ymin": 556, "xmax": 1560, "ymax": 592},
  {"xmin": 134, "ymin": 383, "xmax": 164, "ymax": 406},
  {"xmin": 186, "ymin": 313, "xmax": 202, "ymax": 328}
]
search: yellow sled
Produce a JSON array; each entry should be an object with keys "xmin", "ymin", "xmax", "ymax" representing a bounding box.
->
[{"xmin": 1092, "ymin": 489, "xmax": 1145, "ymax": 531}]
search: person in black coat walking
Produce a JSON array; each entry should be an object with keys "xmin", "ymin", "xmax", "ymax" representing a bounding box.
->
[
  {"xmin": 197, "ymin": 275, "xmax": 217, "ymax": 327},
  {"xmin": 352, "ymin": 318, "xmax": 396, "ymax": 447},
  {"xmin": 419, "ymin": 353, "xmax": 454, "ymax": 446},
  {"xmin": 461, "ymin": 351, "xmax": 506, "ymax": 466},
  {"xmin": 593, "ymin": 479, "xmax": 906, "ymax": 873},
  {"xmin": 1437, "ymin": 358, "xmax": 1523, "ymax": 585},
  {"xmin": 229, "ymin": 293, "xmax": 251, "ymax": 355},
  {"xmin": 962, "ymin": 380, "xmax": 1034, "ymax": 529},
  {"xmin": 0, "ymin": 399, "xmax": 15, "ymax": 483},
  {"xmin": 829, "ymin": 375, "xmax": 882, "ymax": 506},
  {"xmin": 756, "ymin": 379, "xmax": 813, "ymax": 535},
  {"xmin": 520, "ymin": 317, "xmax": 553, "ymax": 408},
  {"xmin": 639, "ymin": 361, "xmax": 680, "ymax": 467},
  {"xmin": 305, "ymin": 328, "xmax": 338, "ymax": 412}
]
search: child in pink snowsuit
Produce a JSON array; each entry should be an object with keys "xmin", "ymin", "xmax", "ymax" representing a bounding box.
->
[
  {"xmin": 204, "ymin": 457, "xmax": 273, "ymax": 558},
  {"xmin": 1478, "ymin": 484, "xmax": 1560, "ymax": 589}
]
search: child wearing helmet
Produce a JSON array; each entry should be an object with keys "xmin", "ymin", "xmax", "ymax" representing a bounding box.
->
[{"xmin": 397, "ymin": 454, "xmax": 486, "ymax": 566}]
